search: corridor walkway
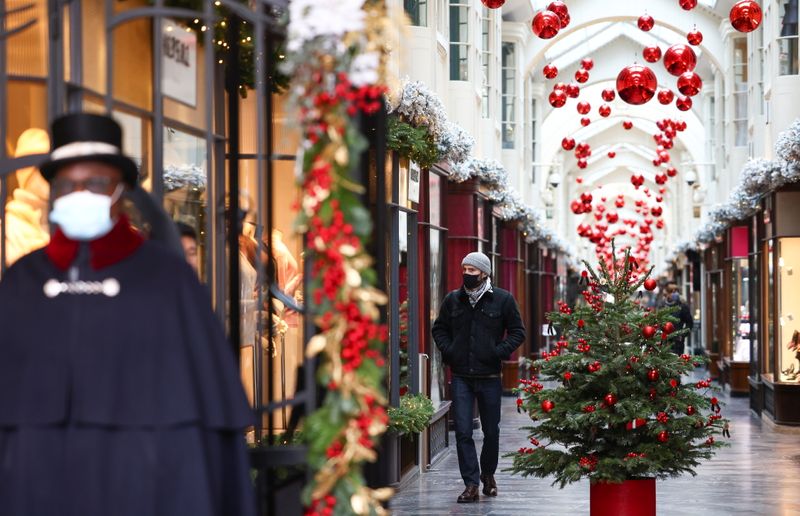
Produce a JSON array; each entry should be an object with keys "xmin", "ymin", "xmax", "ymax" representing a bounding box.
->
[{"xmin": 390, "ymin": 378, "xmax": 800, "ymax": 515}]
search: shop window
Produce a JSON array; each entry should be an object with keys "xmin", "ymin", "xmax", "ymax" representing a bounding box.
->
[
  {"xmin": 779, "ymin": 0, "xmax": 799, "ymax": 75},
  {"xmin": 764, "ymin": 241, "xmax": 775, "ymax": 374},
  {"xmin": 730, "ymin": 258, "xmax": 750, "ymax": 361},
  {"xmin": 777, "ymin": 238, "xmax": 800, "ymax": 381},
  {"xmin": 501, "ymin": 42, "xmax": 516, "ymax": 149},
  {"xmin": 404, "ymin": 0, "xmax": 428, "ymax": 27},
  {"xmin": 429, "ymin": 228, "xmax": 445, "ymax": 405},
  {"xmin": 449, "ymin": 0, "xmax": 469, "ymax": 81},
  {"xmin": 5, "ymin": 0, "xmax": 48, "ymax": 77}
]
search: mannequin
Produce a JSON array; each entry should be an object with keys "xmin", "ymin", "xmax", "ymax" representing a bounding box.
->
[{"xmin": 5, "ymin": 129, "xmax": 50, "ymax": 265}]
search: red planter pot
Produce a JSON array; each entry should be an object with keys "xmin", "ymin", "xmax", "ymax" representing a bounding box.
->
[{"xmin": 590, "ymin": 479, "xmax": 655, "ymax": 516}]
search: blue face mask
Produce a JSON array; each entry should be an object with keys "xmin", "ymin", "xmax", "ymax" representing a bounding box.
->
[
  {"xmin": 50, "ymin": 184, "xmax": 123, "ymax": 241},
  {"xmin": 669, "ymin": 293, "xmax": 680, "ymax": 303}
]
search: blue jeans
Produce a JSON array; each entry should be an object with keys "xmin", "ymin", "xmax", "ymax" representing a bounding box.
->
[{"xmin": 451, "ymin": 375, "xmax": 502, "ymax": 487}]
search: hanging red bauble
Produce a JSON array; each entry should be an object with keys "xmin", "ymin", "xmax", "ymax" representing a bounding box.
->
[
  {"xmin": 481, "ymin": 0, "xmax": 506, "ymax": 8},
  {"xmin": 576, "ymin": 177, "xmax": 584, "ymax": 184},
  {"xmin": 730, "ymin": 1, "xmax": 763, "ymax": 33},
  {"xmin": 655, "ymin": 173, "xmax": 667, "ymax": 185},
  {"xmin": 653, "ymin": 157, "xmax": 662, "ymax": 167},
  {"xmin": 656, "ymin": 219, "xmax": 664, "ymax": 229},
  {"xmin": 577, "ymin": 101, "xmax": 591, "ymax": 115},
  {"xmin": 663, "ymin": 44, "xmax": 697, "ymax": 76},
  {"xmin": 676, "ymin": 95, "xmax": 693, "ymax": 111},
  {"xmin": 565, "ymin": 83, "xmax": 579, "ymax": 98},
  {"xmin": 541, "ymin": 400, "xmax": 555, "ymax": 412},
  {"xmin": 599, "ymin": 104, "xmax": 611, "ymax": 117},
  {"xmin": 562, "ymin": 137, "xmax": 576, "ymax": 150},
  {"xmin": 601, "ymin": 88, "xmax": 616, "ymax": 102},
  {"xmin": 617, "ymin": 64, "xmax": 657, "ymax": 105},
  {"xmin": 615, "ymin": 198, "xmax": 625, "ymax": 208},
  {"xmin": 658, "ymin": 186, "xmax": 666, "ymax": 194},
  {"xmin": 659, "ymin": 150, "xmax": 670, "ymax": 163},
  {"xmin": 666, "ymin": 167, "xmax": 677, "ymax": 177},
  {"xmin": 651, "ymin": 206, "xmax": 663, "ymax": 217},
  {"xmin": 644, "ymin": 278, "xmax": 657, "ymax": 290},
  {"xmin": 547, "ymin": 1, "xmax": 571, "ymax": 28},
  {"xmin": 543, "ymin": 63, "xmax": 559, "ymax": 79},
  {"xmin": 643, "ymin": 325, "xmax": 656, "ymax": 339},
  {"xmin": 656, "ymin": 195, "xmax": 663, "ymax": 202},
  {"xmin": 549, "ymin": 89, "xmax": 567, "ymax": 108},
  {"xmin": 607, "ymin": 151, "xmax": 616, "ymax": 159},
  {"xmin": 647, "ymin": 368, "xmax": 660, "ymax": 381},
  {"xmin": 680, "ymin": 0, "xmax": 698, "ymax": 9},
  {"xmin": 581, "ymin": 57, "xmax": 595, "ymax": 71},
  {"xmin": 687, "ymin": 28, "xmax": 703, "ymax": 46},
  {"xmin": 686, "ymin": 405, "xmax": 696, "ymax": 415},
  {"xmin": 677, "ymin": 71, "xmax": 703, "ymax": 96},
  {"xmin": 663, "ymin": 321, "xmax": 675, "ymax": 334},
  {"xmin": 575, "ymin": 68, "xmax": 590, "ymax": 83},
  {"xmin": 658, "ymin": 431, "xmax": 669, "ymax": 443},
  {"xmin": 532, "ymin": 10, "xmax": 561, "ymax": 39},
  {"xmin": 657, "ymin": 89, "xmax": 674, "ymax": 105},
  {"xmin": 638, "ymin": 14, "xmax": 655, "ymax": 31},
  {"xmin": 623, "ymin": 120, "xmax": 633, "ymax": 130},
  {"xmin": 577, "ymin": 158, "xmax": 588, "ymax": 169},
  {"xmin": 604, "ymin": 393, "xmax": 618, "ymax": 406},
  {"xmin": 580, "ymin": 117, "xmax": 591, "ymax": 127},
  {"xmin": 643, "ymin": 46, "xmax": 662, "ymax": 63}
]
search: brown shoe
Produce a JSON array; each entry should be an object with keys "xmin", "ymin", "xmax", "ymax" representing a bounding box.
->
[
  {"xmin": 457, "ymin": 484, "xmax": 480, "ymax": 503},
  {"xmin": 480, "ymin": 474, "xmax": 497, "ymax": 496}
]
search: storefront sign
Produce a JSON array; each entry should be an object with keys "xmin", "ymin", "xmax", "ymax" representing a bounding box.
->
[
  {"xmin": 408, "ymin": 161, "xmax": 420, "ymax": 204},
  {"xmin": 161, "ymin": 19, "xmax": 197, "ymax": 107}
]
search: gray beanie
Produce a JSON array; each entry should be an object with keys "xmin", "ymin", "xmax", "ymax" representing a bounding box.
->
[{"xmin": 461, "ymin": 252, "xmax": 492, "ymax": 275}]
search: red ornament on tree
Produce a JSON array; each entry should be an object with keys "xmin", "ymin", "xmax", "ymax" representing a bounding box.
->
[
  {"xmin": 549, "ymin": 89, "xmax": 567, "ymax": 108},
  {"xmin": 562, "ymin": 137, "xmax": 576, "ymax": 150},
  {"xmin": 564, "ymin": 371, "xmax": 573, "ymax": 380},
  {"xmin": 547, "ymin": 1, "xmax": 571, "ymax": 28},
  {"xmin": 543, "ymin": 63, "xmax": 559, "ymax": 79},
  {"xmin": 642, "ymin": 325, "xmax": 656, "ymax": 339},
  {"xmin": 663, "ymin": 321, "xmax": 675, "ymax": 334},
  {"xmin": 658, "ymin": 431, "xmax": 669, "ymax": 443},
  {"xmin": 575, "ymin": 68, "xmax": 590, "ymax": 83},
  {"xmin": 532, "ymin": 10, "xmax": 561, "ymax": 39},
  {"xmin": 658, "ymin": 89, "xmax": 675, "ymax": 105},
  {"xmin": 638, "ymin": 14, "xmax": 655, "ymax": 32},
  {"xmin": 616, "ymin": 64, "xmax": 658, "ymax": 105},
  {"xmin": 643, "ymin": 46, "xmax": 662, "ymax": 63},
  {"xmin": 663, "ymin": 44, "xmax": 697, "ymax": 76},
  {"xmin": 604, "ymin": 393, "xmax": 618, "ymax": 406},
  {"xmin": 601, "ymin": 88, "xmax": 616, "ymax": 102},
  {"xmin": 730, "ymin": 1, "xmax": 763, "ymax": 33},
  {"xmin": 599, "ymin": 104, "xmax": 611, "ymax": 117},
  {"xmin": 680, "ymin": 0, "xmax": 698, "ymax": 9},
  {"xmin": 577, "ymin": 101, "xmax": 591, "ymax": 115},
  {"xmin": 644, "ymin": 278, "xmax": 657, "ymax": 291},
  {"xmin": 481, "ymin": 0, "xmax": 506, "ymax": 8},
  {"xmin": 676, "ymin": 95, "xmax": 693, "ymax": 111},
  {"xmin": 647, "ymin": 369, "xmax": 660, "ymax": 381},
  {"xmin": 581, "ymin": 57, "xmax": 595, "ymax": 71},
  {"xmin": 677, "ymin": 71, "xmax": 702, "ymax": 96},
  {"xmin": 541, "ymin": 400, "xmax": 555, "ymax": 412},
  {"xmin": 686, "ymin": 405, "xmax": 696, "ymax": 415},
  {"xmin": 687, "ymin": 28, "xmax": 703, "ymax": 46},
  {"xmin": 623, "ymin": 120, "xmax": 633, "ymax": 130}
]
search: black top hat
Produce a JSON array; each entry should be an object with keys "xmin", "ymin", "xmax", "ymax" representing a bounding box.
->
[{"xmin": 39, "ymin": 113, "xmax": 139, "ymax": 186}]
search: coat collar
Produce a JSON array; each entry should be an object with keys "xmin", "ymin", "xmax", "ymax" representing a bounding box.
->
[{"xmin": 45, "ymin": 214, "xmax": 144, "ymax": 271}]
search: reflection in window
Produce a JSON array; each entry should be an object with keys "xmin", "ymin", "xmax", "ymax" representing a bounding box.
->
[
  {"xmin": 780, "ymin": 0, "xmax": 799, "ymax": 75},
  {"xmin": 449, "ymin": 0, "xmax": 469, "ymax": 81}
]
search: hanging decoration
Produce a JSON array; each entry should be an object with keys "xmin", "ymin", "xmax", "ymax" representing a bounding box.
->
[
  {"xmin": 687, "ymin": 27, "xmax": 703, "ymax": 46},
  {"xmin": 481, "ymin": 0, "xmax": 506, "ymax": 8},
  {"xmin": 663, "ymin": 44, "xmax": 697, "ymax": 76},
  {"xmin": 643, "ymin": 45, "xmax": 662, "ymax": 63},
  {"xmin": 550, "ymin": 89, "xmax": 568, "ymax": 108},
  {"xmin": 677, "ymin": 72, "xmax": 703, "ymax": 96},
  {"xmin": 676, "ymin": 95, "xmax": 693, "ymax": 111},
  {"xmin": 658, "ymin": 89, "xmax": 675, "ymax": 105},
  {"xmin": 543, "ymin": 63, "xmax": 559, "ymax": 79},
  {"xmin": 637, "ymin": 13, "xmax": 655, "ymax": 31},
  {"xmin": 601, "ymin": 88, "xmax": 616, "ymax": 102},
  {"xmin": 575, "ymin": 68, "xmax": 590, "ymax": 83},
  {"xmin": 679, "ymin": 0, "xmax": 698, "ymax": 9},
  {"xmin": 547, "ymin": 1, "xmax": 571, "ymax": 28},
  {"xmin": 729, "ymin": 0, "xmax": 763, "ymax": 33},
  {"xmin": 616, "ymin": 64, "xmax": 657, "ymax": 105},
  {"xmin": 532, "ymin": 10, "xmax": 562, "ymax": 39}
]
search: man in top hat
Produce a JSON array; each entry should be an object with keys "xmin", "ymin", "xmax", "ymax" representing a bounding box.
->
[
  {"xmin": 0, "ymin": 113, "xmax": 255, "ymax": 516},
  {"xmin": 432, "ymin": 251, "xmax": 526, "ymax": 503}
]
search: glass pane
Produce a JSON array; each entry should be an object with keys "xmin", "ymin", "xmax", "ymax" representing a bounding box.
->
[
  {"xmin": 732, "ymin": 258, "xmax": 750, "ymax": 361},
  {"xmin": 779, "ymin": 37, "xmax": 800, "ymax": 75},
  {"xmin": 778, "ymin": 238, "xmax": 800, "ymax": 382},
  {"xmin": 398, "ymin": 211, "xmax": 410, "ymax": 394},
  {"xmin": 429, "ymin": 173, "xmax": 441, "ymax": 227},
  {"xmin": 766, "ymin": 242, "xmax": 774, "ymax": 374},
  {"xmin": 429, "ymin": 229, "xmax": 445, "ymax": 405},
  {"xmin": 404, "ymin": 0, "xmax": 428, "ymax": 26},
  {"xmin": 734, "ymin": 120, "xmax": 747, "ymax": 147},
  {"xmin": 780, "ymin": 0, "xmax": 799, "ymax": 37},
  {"xmin": 5, "ymin": 0, "xmax": 48, "ymax": 77}
]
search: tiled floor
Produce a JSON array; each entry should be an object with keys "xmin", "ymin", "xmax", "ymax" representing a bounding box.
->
[{"xmin": 389, "ymin": 377, "xmax": 800, "ymax": 515}]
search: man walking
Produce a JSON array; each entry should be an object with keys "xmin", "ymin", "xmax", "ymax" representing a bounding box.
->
[
  {"xmin": 432, "ymin": 252, "xmax": 526, "ymax": 503},
  {"xmin": 662, "ymin": 283, "xmax": 694, "ymax": 354}
]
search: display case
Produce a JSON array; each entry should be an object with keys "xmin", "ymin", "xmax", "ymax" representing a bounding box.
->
[
  {"xmin": 725, "ymin": 226, "xmax": 751, "ymax": 396},
  {"xmin": 776, "ymin": 237, "xmax": 800, "ymax": 382}
]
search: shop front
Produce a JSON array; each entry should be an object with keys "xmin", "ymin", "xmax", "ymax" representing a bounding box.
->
[
  {"xmin": 702, "ymin": 237, "xmax": 728, "ymax": 380},
  {"xmin": 724, "ymin": 225, "xmax": 751, "ymax": 396}
]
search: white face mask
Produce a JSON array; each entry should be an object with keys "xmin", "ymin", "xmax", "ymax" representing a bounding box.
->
[{"xmin": 50, "ymin": 185, "xmax": 123, "ymax": 241}]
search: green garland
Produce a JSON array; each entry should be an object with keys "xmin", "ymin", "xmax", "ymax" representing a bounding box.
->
[
  {"xmin": 387, "ymin": 393, "xmax": 434, "ymax": 435},
  {"xmin": 386, "ymin": 115, "xmax": 440, "ymax": 169}
]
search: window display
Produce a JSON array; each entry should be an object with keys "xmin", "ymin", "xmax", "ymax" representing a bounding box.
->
[
  {"xmin": 778, "ymin": 238, "xmax": 800, "ymax": 381},
  {"xmin": 730, "ymin": 257, "xmax": 750, "ymax": 362}
]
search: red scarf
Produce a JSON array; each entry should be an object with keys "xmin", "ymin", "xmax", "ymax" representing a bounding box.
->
[{"xmin": 45, "ymin": 215, "xmax": 144, "ymax": 271}]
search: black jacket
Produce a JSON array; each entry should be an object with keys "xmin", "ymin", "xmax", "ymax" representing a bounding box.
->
[{"xmin": 432, "ymin": 285, "xmax": 526, "ymax": 376}]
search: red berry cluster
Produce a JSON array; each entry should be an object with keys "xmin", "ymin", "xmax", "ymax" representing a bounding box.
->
[
  {"xmin": 557, "ymin": 300, "xmax": 572, "ymax": 314},
  {"xmin": 517, "ymin": 446, "xmax": 537, "ymax": 454},
  {"xmin": 583, "ymin": 404, "xmax": 596, "ymax": 413},
  {"xmin": 695, "ymin": 378, "xmax": 712, "ymax": 389},
  {"xmin": 587, "ymin": 360, "xmax": 601, "ymax": 373},
  {"xmin": 333, "ymin": 301, "xmax": 387, "ymax": 373},
  {"xmin": 576, "ymin": 338, "xmax": 591, "ymax": 352},
  {"xmin": 581, "ymin": 280, "xmax": 605, "ymax": 312},
  {"xmin": 579, "ymin": 454, "xmax": 598, "ymax": 471},
  {"xmin": 704, "ymin": 436, "xmax": 715, "ymax": 446},
  {"xmin": 656, "ymin": 411, "xmax": 669, "ymax": 423},
  {"xmin": 313, "ymin": 73, "xmax": 388, "ymax": 117},
  {"xmin": 305, "ymin": 494, "xmax": 337, "ymax": 516},
  {"xmin": 624, "ymin": 452, "xmax": 646, "ymax": 460},
  {"xmin": 519, "ymin": 378, "xmax": 545, "ymax": 394}
]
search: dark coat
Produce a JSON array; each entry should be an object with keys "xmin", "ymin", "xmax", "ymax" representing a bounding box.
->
[
  {"xmin": 0, "ymin": 231, "xmax": 255, "ymax": 516},
  {"xmin": 432, "ymin": 285, "xmax": 526, "ymax": 376}
]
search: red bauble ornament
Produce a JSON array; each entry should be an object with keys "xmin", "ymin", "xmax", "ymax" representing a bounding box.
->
[
  {"xmin": 562, "ymin": 137, "xmax": 576, "ymax": 150},
  {"xmin": 570, "ymin": 200, "xmax": 584, "ymax": 214},
  {"xmin": 647, "ymin": 369, "xmax": 660, "ymax": 381},
  {"xmin": 730, "ymin": 1, "xmax": 763, "ymax": 33},
  {"xmin": 615, "ymin": 198, "xmax": 625, "ymax": 208},
  {"xmin": 580, "ymin": 117, "xmax": 591, "ymax": 127},
  {"xmin": 686, "ymin": 405, "xmax": 696, "ymax": 415},
  {"xmin": 663, "ymin": 44, "xmax": 697, "ymax": 76},
  {"xmin": 643, "ymin": 325, "xmax": 656, "ymax": 339},
  {"xmin": 651, "ymin": 206, "xmax": 663, "ymax": 217},
  {"xmin": 658, "ymin": 89, "xmax": 675, "ymax": 105},
  {"xmin": 607, "ymin": 151, "xmax": 616, "ymax": 159},
  {"xmin": 643, "ymin": 46, "xmax": 662, "ymax": 64},
  {"xmin": 566, "ymin": 83, "xmax": 581, "ymax": 98},
  {"xmin": 581, "ymin": 57, "xmax": 595, "ymax": 71},
  {"xmin": 599, "ymin": 104, "xmax": 611, "ymax": 117},
  {"xmin": 623, "ymin": 120, "xmax": 633, "ymax": 130},
  {"xmin": 638, "ymin": 14, "xmax": 655, "ymax": 32},
  {"xmin": 577, "ymin": 101, "xmax": 591, "ymax": 115},
  {"xmin": 659, "ymin": 150, "xmax": 670, "ymax": 163},
  {"xmin": 601, "ymin": 88, "xmax": 616, "ymax": 102},
  {"xmin": 541, "ymin": 400, "xmax": 555, "ymax": 412},
  {"xmin": 669, "ymin": 378, "xmax": 679, "ymax": 389},
  {"xmin": 677, "ymin": 71, "xmax": 702, "ymax": 96},
  {"xmin": 576, "ymin": 177, "xmax": 584, "ymax": 184},
  {"xmin": 676, "ymin": 95, "xmax": 693, "ymax": 111},
  {"xmin": 663, "ymin": 321, "xmax": 675, "ymax": 334},
  {"xmin": 532, "ymin": 10, "xmax": 561, "ymax": 39},
  {"xmin": 577, "ymin": 158, "xmax": 588, "ymax": 169},
  {"xmin": 644, "ymin": 278, "xmax": 657, "ymax": 291},
  {"xmin": 481, "ymin": 0, "xmax": 506, "ymax": 8},
  {"xmin": 564, "ymin": 371, "xmax": 573, "ymax": 380},
  {"xmin": 658, "ymin": 430, "xmax": 669, "ymax": 443},
  {"xmin": 617, "ymin": 64, "xmax": 657, "ymax": 105},
  {"xmin": 543, "ymin": 63, "xmax": 559, "ymax": 79},
  {"xmin": 549, "ymin": 89, "xmax": 567, "ymax": 108},
  {"xmin": 575, "ymin": 68, "xmax": 590, "ymax": 83},
  {"xmin": 547, "ymin": 1, "xmax": 571, "ymax": 28},
  {"xmin": 604, "ymin": 393, "xmax": 618, "ymax": 406},
  {"xmin": 687, "ymin": 28, "xmax": 703, "ymax": 46},
  {"xmin": 680, "ymin": 0, "xmax": 698, "ymax": 10},
  {"xmin": 666, "ymin": 167, "xmax": 677, "ymax": 177}
]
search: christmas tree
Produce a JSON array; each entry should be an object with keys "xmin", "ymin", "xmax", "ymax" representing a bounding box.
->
[{"xmin": 508, "ymin": 248, "xmax": 726, "ymax": 487}]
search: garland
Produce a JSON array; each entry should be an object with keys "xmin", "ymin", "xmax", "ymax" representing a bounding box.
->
[
  {"xmin": 386, "ymin": 116, "xmax": 439, "ymax": 169},
  {"xmin": 285, "ymin": 1, "xmax": 395, "ymax": 514},
  {"xmin": 387, "ymin": 393, "xmax": 434, "ymax": 435}
]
